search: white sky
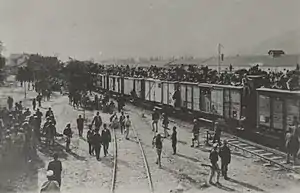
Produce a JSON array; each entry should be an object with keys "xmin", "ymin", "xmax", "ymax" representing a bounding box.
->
[{"xmin": 0, "ymin": 0, "xmax": 299, "ymax": 61}]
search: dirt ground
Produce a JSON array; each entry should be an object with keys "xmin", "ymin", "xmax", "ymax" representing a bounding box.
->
[{"xmin": 0, "ymin": 82, "xmax": 300, "ymax": 193}]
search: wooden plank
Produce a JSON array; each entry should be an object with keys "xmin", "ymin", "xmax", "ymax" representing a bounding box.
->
[
  {"xmin": 259, "ymin": 153, "xmax": 274, "ymax": 157},
  {"xmin": 270, "ymin": 156, "xmax": 283, "ymax": 161},
  {"xmin": 252, "ymin": 149, "xmax": 265, "ymax": 153}
]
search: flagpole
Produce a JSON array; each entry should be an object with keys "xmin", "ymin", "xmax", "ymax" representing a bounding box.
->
[{"xmin": 218, "ymin": 44, "xmax": 221, "ymax": 74}]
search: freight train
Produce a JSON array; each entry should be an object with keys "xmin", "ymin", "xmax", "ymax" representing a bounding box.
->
[{"xmin": 92, "ymin": 73, "xmax": 300, "ymax": 148}]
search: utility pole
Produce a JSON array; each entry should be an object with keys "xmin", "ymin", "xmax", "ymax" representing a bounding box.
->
[
  {"xmin": 218, "ymin": 43, "xmax": 221, "ymax": 74},
  {"xmin": 218, "ymin": 43, "xmax": 224, "ymax": 74},
  {"xmin": 24, "ymin": 81, "xmax": 27, "ymax": 99}
]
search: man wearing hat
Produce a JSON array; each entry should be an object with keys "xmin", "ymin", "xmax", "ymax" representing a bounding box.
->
[
  {"xmin": 209, "ymin": 143, "xmax": 220, "ymax": 184},
  {"xmin": 47, "ymin": 153, "xmax": 62, "ymax": 187},
  {"xmin": 219, "ymin": 140, "xmax": 231, "ymax": 180},
  {"xmin": 191, "ymin": 119, "xmax": 200, "ymax": 148},
  {"xmin": 86, "ymin": 124, "xmax": 95, "ymax": 155},
  {"xmin": 93, "ymin": 128, "xmax": 102, "ymax": 161},
  {"xmin": 40, "ymin": 170, "xmax": 60, "ymax": 192}
]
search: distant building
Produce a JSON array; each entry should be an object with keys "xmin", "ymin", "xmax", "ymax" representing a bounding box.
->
[{"xmin": 268, "ymin": 50, "xmax": 285, "ymax": 58}]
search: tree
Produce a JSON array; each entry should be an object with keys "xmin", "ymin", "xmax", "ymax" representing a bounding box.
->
[{"xmin": 296, "ymin": 63, "xmax": 299, "ymax": 71}]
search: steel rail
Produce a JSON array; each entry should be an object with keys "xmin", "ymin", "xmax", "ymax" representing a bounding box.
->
[
  {"xmin": 110, "ymin": 127, "xmax": 118, "ymax": 193},
  {"xmin": 131, "ymin": 123, "xmax": 154, "ymax": 193}
]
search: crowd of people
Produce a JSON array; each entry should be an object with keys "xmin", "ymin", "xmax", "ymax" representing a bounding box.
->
[
  {"xmin": 93, "ymin": 63, "xmax": 300, "ymax": 91},
  {"xmin": 0, "ymin": 97, "xmax": 44, "ymax": 163}
]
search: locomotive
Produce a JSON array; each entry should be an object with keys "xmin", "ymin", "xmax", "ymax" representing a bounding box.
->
[{"xmin": 92, "ymin": 73, "xmax": 300, "ymax": 149}]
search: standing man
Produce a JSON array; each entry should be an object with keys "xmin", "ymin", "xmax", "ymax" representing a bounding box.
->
[
  {"xmin": 76, "ymin": 115, "xmax": 84, "ymax": 137},
  {"xmin": 101, "ymin": 124, "xmax": 111, "ymax": 157},
  {"xmin": 152, "ymin": 108, "xmax": 159, "ymax": 132},
  {"xmin": 191, "ymin": 119, "xmax": 200, "ymax": 148},
  {"xmin": 219, "ymin": 140, "xmax": 231, "ymax": 180},
  {"xmin": 212, "ymin": 122, "xmax": 221, "ymax": 145},
  {"xmin": 92, "ymin": 112, "xmax": 102, "ymax": 130},
  {"xmin": 7, "ymin": 96, "xmax": 13, "ymax": 110},
  {"xmin": 117, "ymin": 95, "xmax": 125, "ymax": 112},
  {"xmin": 36, "ymin": 93, "xmax": 42, "ymax": 107},
  {"xmin": 171, "ymin": 126, "xmax": 177, "ymax": 155},
  {"xmin": 47, "ymin": 153, "xmax": 62, "ymax": 187},
  {"xmin": 125, "ymin": 115, "xmax": 132, "ymax": 140},
  {"xmin": 162, "ymin": 113, "xmax": 169, "ymax": 138},
  {"xmin": 209, "ymin": 143, "xmax": 220, "ymax": 184},
  {"xmin": 32, "ymin": 98, "xmax": 36, "ymax": 111},
  {"xmin": 46, "ymin": 108, "xmax": 53, "ymax": 118},
  {"xmin": 63, "ymin": 123, "xmax": 73, "ymax": 152},
  {"xmin": 35, "ymin": 108, "xmax": 43, "ymax": 129},
  {"xmin": 119, "ymin": 112, "xmax": 126, "ymax": 134},
  {"xmin": 93, "ymin": 128, "xmax": 102, "ymax": 161},
  {"xmin": 87, "ymin": 125, "xmax": 94, "ymax": 155}
]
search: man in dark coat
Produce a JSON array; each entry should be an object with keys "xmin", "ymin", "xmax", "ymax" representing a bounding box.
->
[
  {"xmin": 45, "ymin": 108, "xmax": 53, "ymax": 118},
  {"xmin": 7, "ymin": 96, "xmax": 13, "ymax": 110},
  {"xmin": 86, "ymin": 125, "xmax": 94, "ymax": 155},
  {"xmin": 171, "ymin": 126, "xmax": 177, "ymax": 155},
  {"xmin": 35, "ymin": 108, "xmax": 43, "ymax": 129},
  {"xmin": 76, "ymin": 115, "xmax": 84, "ymax": 137},
  {"xmin": 101, "ymin": 124, "xmax": 111, "ymax": 157},
  {"xmin": 92, "ymin": 112, "xmax": 102, "ymax": 130},
  {"xmin": 47, "ymin": 153, "xmax": 62, "ymax": 187},
  {"xmin": 117, "ymin": 95, "xmax": 125, "ymax": 112},
  {"xmin": 36, "ymin": 93, "xmax": 42, "ymax": 107},
  {"xmin": 32, "ymin": 98, "xmax": 36, "ymax": 110},
  {"xmin": 93, "ymin": 128, "xmax": 102, "ymax": 161},
  {"xmin": 219, "ymin": 140, "xmax": 231, "ymax": 180}
]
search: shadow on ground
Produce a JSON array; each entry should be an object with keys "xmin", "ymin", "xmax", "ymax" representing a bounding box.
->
[
  {"xmin": 228, "ymin": 177, "xmax": 264, "ymax": 192},
  {"xmin": 0, "ymin": 147, "xmax": 44, "ymax": 193},
  {"xmin": 38, "ymin": 140, "xmax": 87, "ymax": 161}
]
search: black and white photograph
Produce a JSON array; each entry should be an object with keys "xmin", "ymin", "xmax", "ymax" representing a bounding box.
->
[{"xmin": 0, "ymin": 0, "xmax": 300, "ymax": 193}]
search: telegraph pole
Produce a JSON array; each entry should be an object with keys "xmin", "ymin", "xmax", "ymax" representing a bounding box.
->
[
  {"xmin": 218, "ymin": 43, "xmax": 224, "ymax": 74},
  {"xmin": 218, "ymin": 43, "xmax": 221, "ymax": 74}
]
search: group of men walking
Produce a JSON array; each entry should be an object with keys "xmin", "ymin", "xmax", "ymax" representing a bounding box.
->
[{"xmin": 150, "ymin": 107, "xmax": 231, "ymax": 184}]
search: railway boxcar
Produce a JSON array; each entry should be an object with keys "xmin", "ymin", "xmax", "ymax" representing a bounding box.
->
[
  {"xmin": 144, "ymin": 78, "xmax": 162, "ymax": 103},
  {"xmin": 123, "ymin": 77, "xmax": 134, "ymax": 96},
  {"xmin": 257, "ymin": 88, "xmax": 300, "ymax": 134},
  {"xmin": 108, "ymin": 75, "xmax": 115, "ymax": 92},
  {"xmin": 133, "ymin": 78, "xmax": 144, "ymax": 99},
  {"xmin": 102, "ymin": 74, "xmax": 108, "ymax": 90},
  {"xmin": 179, "ymin": 82, "xmax": 197, "ymax": 110},
  {"xmin": 114, "ymin": 75, "xmax": 122, "ymax": 94},
  {"xmin": 161, "ymin": 81, "xmax": 178, "ymax": 107}
]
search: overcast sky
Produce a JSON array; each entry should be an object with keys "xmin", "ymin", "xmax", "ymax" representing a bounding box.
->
[{"xmin": 0, "ymin": 0, "xmax": 299, "ymax": 61}]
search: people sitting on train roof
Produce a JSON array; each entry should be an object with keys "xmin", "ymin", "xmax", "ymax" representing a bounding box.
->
[{"xmin": 91, "ymin": 63, "xmax": 300, "ymax": 91}]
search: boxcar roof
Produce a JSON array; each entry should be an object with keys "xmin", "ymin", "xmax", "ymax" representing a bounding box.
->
[
  {"xmin": 198, "ymin": 83, "xmax": 243, "ymax": 89},
  {"xmin": 257, "ymin": 88, "xmax": 300, "ymax": 95}
]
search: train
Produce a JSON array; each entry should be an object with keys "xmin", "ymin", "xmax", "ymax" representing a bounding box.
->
[{"xmin": 91, "ymin": 73, "xmax": 300, "ymax": 148}]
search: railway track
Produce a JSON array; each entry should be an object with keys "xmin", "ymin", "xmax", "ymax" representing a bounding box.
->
[
  {"xmin": 110, "ymin": 117, "xmax": 154, "ymax": 193},
  {"xmin": 226, "ymin": 138, "xmax": 300, "ymax": 173},
  {"xmin": 128, "ymin": 104, "xmax": 300, "ymax": 175}
]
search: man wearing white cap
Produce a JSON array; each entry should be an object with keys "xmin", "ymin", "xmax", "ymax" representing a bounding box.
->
[
  {"xmin": 208, "ymin": 143, "xmax": 220, "ymax": 184},
  {"xmin": 40, "ymin": 170, "xmax": 60, "ymax": 192},
  {"xmin": 47, "ymin": 153, "xmax": 62, "ymax": 187}
]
